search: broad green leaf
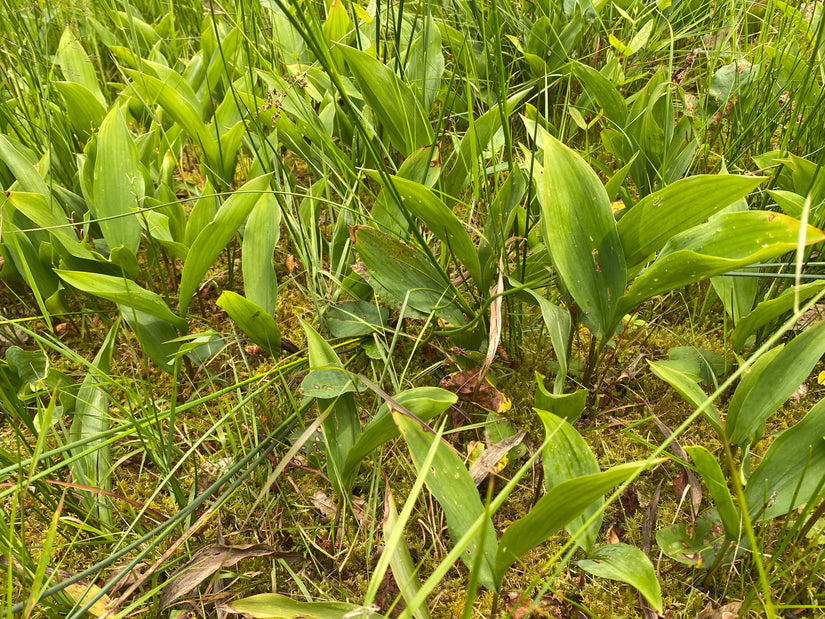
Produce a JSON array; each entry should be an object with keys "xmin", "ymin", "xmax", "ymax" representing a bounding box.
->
[
  {"xmin": 443, "ymin": 90, "xmax": 528, "ymax": 202},
  {"xmin": 617, "ymin": 175, "xmax": 765, "ymax": 269},
  {"xmin": 731, "ymin": 281, "xmax": 825, "ymax": 352},
  {"xmin": 405, "ymin": 14, "xmax": 444, "ymax": 112},
  {"xmin": 242, "ymin": 193, "xmax": 280, "ymax": 315},
  {"xmin": 301, "ymin": 368, "xmax": 359, "ymax": 399},
  {"xmin": 656, "ymin": 508, "xmax": 732, "ymax": 567},
  {"xmin": 0, "ymin": 134, "xmax": 52, "ymax": 198},
  {"xmin": 534, "ymin": 128, "xmax": 626, "ymax": 340},
  {"xmin": 94, "ymin": 104, "xmax": 144, "ymax": 257},
  {"xmin": 56, "ymin": 270, "xmax": 187, "ymax": 331},
  {"xmin": 56, "ymin": 28, "xmax": 105, "ymax": 105},
  {"xmin": 7, "ymin": 192, "xmax": 96, "ymax": 261},
  {"xmin": 727, "ymin": 320, "xmax": 825, "ymax": 446},
  {"xmin": 496, "ymin": 461, "xmax": 653, "ymax": 586},
  {"xmin": 226, "ymin": 593, "xmax": 381, "ymax": 618},
  {"xmin": 352, "ymin": 226, "xmax": 466, "ymax": 326},
  {"xmin": 371, "ymin": 146, "xmax": 441, "ymax": 237},
  {"xmin": 302, "ymin": 321, "xmax": 361, "ymax": 496},
  {"xmin": 70, "ymin": 322, "xmax": 119, "ymax": 522},
  {"xmin": 647, "ymin": 361, "xmax": 721, "ymax": 434},
  {"xmin": 5, "ymin": 346, "xmax": 48, "ymax": 391},
  {"xmin": 393, "ymin": 411, "xmax": 498, "ymax": 590},
  {"xmin": 386, "ymin": 176, "xmax": 482, "ymax": 285},
  {"xmin": 578, "ymin": 543, "xmax": 662, "ymax": 611},
  {"xmin": 342, "ymin": 387, "xmax": 457, "ymax": 482},
  {"xmin": 686, "ymin": 446, "xmax": 739, "ymax": 538},
  {"xmin": 618, "ymin": 212, "xmax": 825, "ymax": 315},
  {"xmin": 53, "ymin": 82, "xmax": 107, "ymax": 141},
  {"xmin": 119, "ymin": 306, "xmax": 178, "ymax": 374},
  {"xmin": 185, "ymin": 180, "xmax": 219, "ymax": 247},
  {"xmin": 534, "ymin": 375, "xmax": 586, "ymax": 423},
  {"xmin": 383, "ymin": 490, "xmax": 433, "ymax": 619},
  {"xmin": 179, "ymin": 174, "xmax": 272, "ymax": 316},
  {"xmin": 339, "ymin": 46, "xmax": 433, "ymax": 157},
  {"xmin": 523, "ymin": 290, "xmax": 570, "ymax": 393},
  {"xmin": 537, "ymin": 410, "xmax": 601, "ymax": 551},
  {"xmin": 127, "ymin": 70, "xmax": 219, "ymax": 169},
  {"xmin": 768, "ymin": 189, "xmax": 805, "ymax": 218},
  {"xmin": 326, "ymin": 301, "xmax": 389, "ymax": 337},
  {"xmin": 571, "ymin": 62, "xmax": 627, "ymax": 127},
  {"xmin": 745, "ymin": 398, "xmax": 825, "ymax": 521},
  {"xmin": 217, "ymin": 292, "xmax": 281, "ymax": 355}
]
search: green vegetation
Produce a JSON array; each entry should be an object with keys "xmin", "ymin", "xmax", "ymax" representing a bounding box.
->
[{"xmin": 2, "ymin": 0, "xmax": 825, "ymax": 616}]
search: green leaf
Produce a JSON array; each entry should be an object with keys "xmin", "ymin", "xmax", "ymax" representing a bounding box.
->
[
  {"xmin": 523, "ymin": 290, "xmax": 570, "ymax": 393},
  {"xmin": 534, "ymin": 375, "xmax": 587, "ymax": 424},
  {"xmin": 537, "ymin": 410, "xmax": 601, "ymax": 552},
  {"xmin": 617, "ymin": 175, "xmax": 765, "ymax": 270},
  {"xmin": 578, "ymin": 543, "xmax": 662, "ymax": 611},
  {"xmin": 533, "ymin": 128, "xmax": 626, "ymax": 340},
  {"xmin": 339, "ymin": 46, "xmax": 433, "ymax": 157},
  {"xmin": 55, "ymin": 270, "xmax": 187, "ymax": 331},
  {"xmin": 127, "ymin": 70, "xmax": 219, "ymax": 169},
  {"xmin": 647, "ymin": 361, "xmax": 721, "ymax": 434},
  {"xmin": 56, "ymin": 28, "xmax": 105, "ymax": 105},
  {"xmin": 618, "ymin": 211, "xmax": 825, "ymax": 315},
  {"xmin": 217, "ymin": 291, "xmax": 281, "ymax": 355},
  {"xmin": 226, "ymin": 593, "xmax": 381, "ymax": 618},
  {"xmin": 383, "ymin": 490, "xmax": 433, "ymax": 619},
  {"xmin": 745, "ymin": 398, "xmax": 825, "ymax": 521},
  {"xmin": 393, "ymin": 411, "xmax": 498, "ymax": 590},
  {"xmin": 686, "ymin": 446, "xmax": 739, "ymax": 538},
  {"xmin": 386, "ymin": 176, "xmax": 482, "ymax": 285},
  {"xmin": 301, "ymin": 368, "xmax": 359, "ymax": 399},
  {"xmin": 179, "ymin": 173, "xmax": 272, "ymax": 316},
  {"xmin": 342, "ymin": 387, "xmax": 457, "ymax": 482},
  {"xmin": 731, "ymin": 281, "xmax": 825, "ymax": 352},
  {"xmin": 656, "ymin": 508, "xmax": 732, "ymax": 567},
  {"xmin": 53, "ymin": 82, "xmax": 107, "ymax": 141},
  {"xmin": 496, "ymin": 461, "xmax": 653, "ymax": 585},
  {"xmin": 727, "ymin": 320, "xmax": 825, "ymax": 446},
  {"xmin": 7, "ymin": 192, "xmax": 97, "ymax": 261},
  {"xmin": 571, "ymin": 62, "xmax": 627, "ymax": 127},
  {"xmin": 242, "ymin": 193, "xmax": 280, "ymax": 315},
  {"xmin": 119, "ymin": 306, "xmax": 178, "ymax": 374},
  {"xmin": 352, "ymin": 226, "xmax": 466, "ymax": 326},
  {"xmin": 443, "ymin": 90, "xmax": 528, "ymax": 202},
  {"xmin": 5, "ymin": 346, "xmax": 48, "ymax": 391},
  {"xmin": 70, "ymin": 322, "xmax": 119, "ymax": 522},
  {"xmin": 405, "ymin": 15, "xmax": 444, "ymax": 112},
  {"xmin": 326, "ymin": 301, "xmax": 389, "ymax": 337},
  {"xmin": 94, "ymin": 104, "xmax": 144, "ymax": 257},
  {"xmin": 302, "ymin": 321, "xmax": 361, "ymax": 496}
]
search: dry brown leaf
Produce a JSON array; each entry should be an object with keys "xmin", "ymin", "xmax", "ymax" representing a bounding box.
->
[
  {"xmin": 285, "ymin": 254, "xmax": 298, "ymax": 274},
  {"xmin": 693, "ymin": 601, "xmax": 742, "ymax": 619},
  {"xmin": 605, "ymin": 525, "xmax": 621, "ymax": 545},
  {"xmin": 310, "ymin": 490, "xmax": 369, "ymax": 526},
  {"xmin": 440, "ymin": 367, "xmax": 511, "ymax": 413},
  {"xmin": 159, "ymin": 543, "xmax": 281, "ymax": 609},
  {"xmin": 468, "ymin": 431, "xmax": 526, "ymax": 485}
]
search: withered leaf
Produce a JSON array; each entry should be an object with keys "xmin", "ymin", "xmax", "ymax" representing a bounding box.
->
[
  {"xmin": 160, "ymin": 543, "xmax": 288, "ymax": 609},
  {"xmin": 440, "ymin": 368, "xmax": 511, "ymax": 413},
  {"xmin": 468, "ymin": 431, "xmax": 526, "ymax": 485}
]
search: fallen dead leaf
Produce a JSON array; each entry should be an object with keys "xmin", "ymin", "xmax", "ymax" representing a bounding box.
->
[
  {"xmin": 468, "ymin": 431, "xmax": 526, "ymax": 485},
  {"xmin": 285, "ymin": 254, "xmax": 298, "ymax": 274},
  {"xmin": 440, "ymin": 367, "xmax": 511, "ymax": 413},
  {"xmin": 605, "ymin": 525, "xmax": 621, "ymax": 545},
  {"xmin": 693, "ymin": 601, "xmax": 742, "ymax": 619},
  {"xmin": 310, "ymin": 490, "xmax": 369, "ymax": 526},
  {"xmin": 159, "ymin": 543, "xmax": 285, "ymax": 609}
]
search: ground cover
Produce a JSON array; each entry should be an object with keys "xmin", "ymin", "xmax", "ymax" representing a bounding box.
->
[{"xmin": 2, "ymin": 0, "xmax": 825, "ymax": 617}]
